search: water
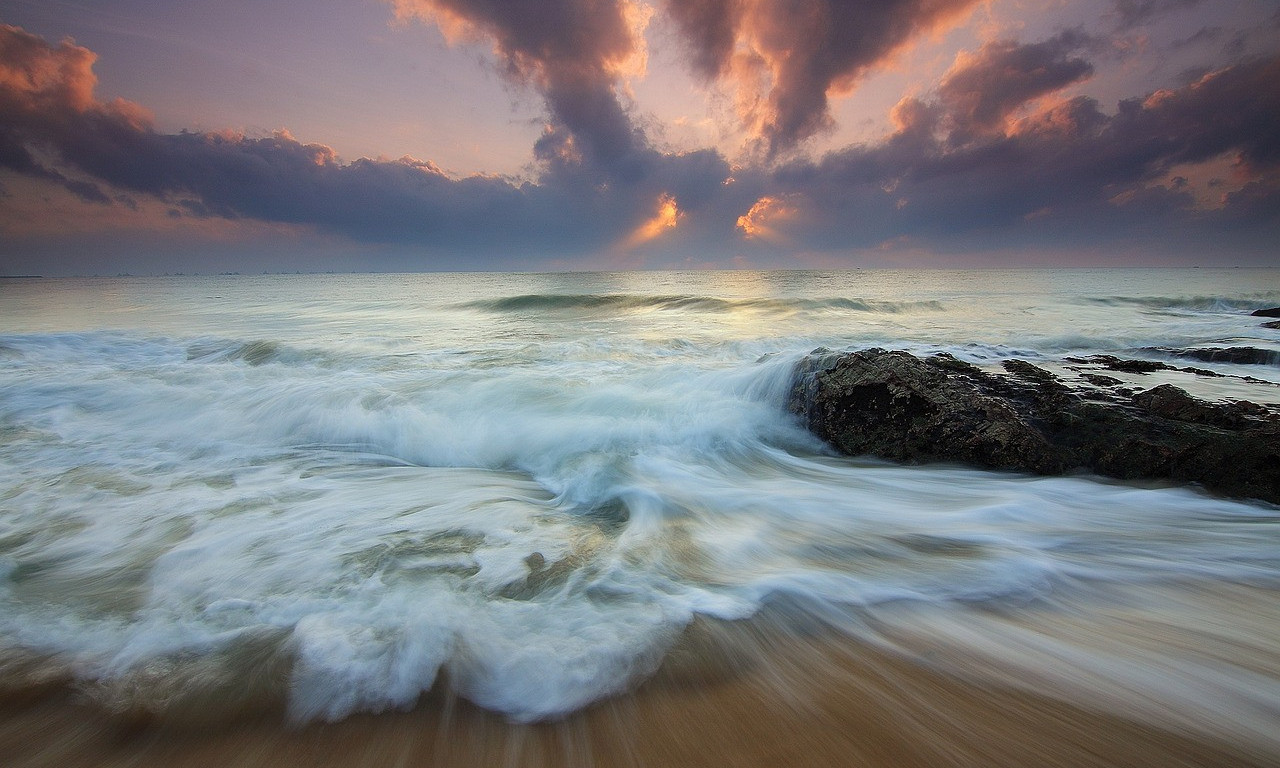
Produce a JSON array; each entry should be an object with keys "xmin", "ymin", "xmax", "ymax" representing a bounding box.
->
[{"xmin": 1, "ymin": 269, "xmax": 1278, "ymax": 735}]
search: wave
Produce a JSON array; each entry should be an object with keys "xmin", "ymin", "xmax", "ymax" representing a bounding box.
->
[
  {"xmin": 2, "ymin": 459, "xmax": 1276, "ymax": 728},
  {"xmin": 1084, "ymin": 295, "xmax": 1280, "ymax": 312},
  {"xmin": 185, "ymin": 339, "xmax": 333, "ymax": 367},
  {"xmin": 3, "ymin": 288, "xmax": 1280, "ymax": 734},
  {"xmin": 0, "ymin": 333, "xmax": 334, "ymax": 370},
  {"xmin": 460, "ymin": 293, "xmax": 943, "ymax": 314}
]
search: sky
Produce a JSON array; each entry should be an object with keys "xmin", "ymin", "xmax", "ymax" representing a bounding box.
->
[{"xmin": 1, "ymin": 0, "xmax": 1278, "ymax": 274}]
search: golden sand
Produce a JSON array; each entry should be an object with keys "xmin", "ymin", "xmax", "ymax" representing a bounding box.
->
[{"xmin": 2, "ymin": 613, "xmax": 1272, "ymax": 768}]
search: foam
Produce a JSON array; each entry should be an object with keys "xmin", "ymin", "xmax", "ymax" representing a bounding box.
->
[{"xmin": 1, "ymin": 269, "xmax": 1278, "ymax": 727}]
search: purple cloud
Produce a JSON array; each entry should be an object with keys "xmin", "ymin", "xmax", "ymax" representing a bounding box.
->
[
  {"xmin": 663, "ymin": 0, "xmax": 982, "ymax": 156},
  {"xmin": 2, "ymin": 23, "xmax": 1277, "ymax": 270},
  {"xmin": 938, "ymin": 30, "xmax": 1096, "ymax": 140}
]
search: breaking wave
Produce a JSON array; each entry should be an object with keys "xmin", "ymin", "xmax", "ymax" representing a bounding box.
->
[
  {"xmin": 2, "ymin": 269, "xmax": 1279, "ymax": 746},
  {"xmin": 459, "ymin": 293, "xmax": 943, "ymax": 314},
  {"xmin": 1084, "ymin": 295, "xmax": 1280, "ymax": 313}
]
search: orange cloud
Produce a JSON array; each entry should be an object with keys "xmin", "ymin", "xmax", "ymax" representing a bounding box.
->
[
  {"xmin": 0, "ymin": 24, "xmax": 97, "ymax": 112},
  {"xmin": 664, "ymin": 0, "xmax": 980, "ymax": 157},
  {"xmin": 736, "ymin": 194, "xmax": 800, "ymax": 242},
  {"xmin": 0, "ymin": 23, "xmax": 154, "ymax": 129},
  {"xmin": 937, "ymin": 31, "xmax": 1094, "ymax": 139},
  {"xmin": 624, "ymin": 192, "xmax": 681, "ymax": 247}
]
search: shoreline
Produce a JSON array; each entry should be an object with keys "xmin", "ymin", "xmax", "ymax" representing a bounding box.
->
[{"xmin": 4, "ymin": 601, "xmax": 1276, "ymax": 768}]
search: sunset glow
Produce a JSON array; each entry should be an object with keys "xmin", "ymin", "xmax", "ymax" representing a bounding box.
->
[
  {"xmin": 625, "ymin": 192, "xmax": 681, "ymax": 248},
  {"xmin": 0, "ymin": 1, "xmax": 1276, "ymax": 274},
  {"xmin": 736, "ymin": 195, "xmax": 799, "ymax": 243}
]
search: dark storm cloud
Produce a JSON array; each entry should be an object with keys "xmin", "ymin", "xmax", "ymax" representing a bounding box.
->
[
  {"xmin": 663, "ymin": 0, "xmax": 739, "ymax": 80},
  {"xmin": 0, "ymin": 126, "xmax": 110, "ymax": 203},
  {"xmin": 663, "ymin": 0, "xmax": 982, "ymax": 156},
  {"xmin": 938, "ymin": 30, "xmax": 1095, "ymax": 138},
  {"xmin": 3, "ymin": 23, "xmax": 1278, "ymax": 267},
  {"xmin": 763, "ymin": 50, "xmax": 1280, "ymax": 251},
  {"xmin": 0, "ymin": 24, "xmax": 111, "ymax": 203},
  {"xmin": 392, "ymin": 0, "xmax": 645, "ymax": 171},
  {"xmin": 0, "ymin": 23, "xmax": 722, "ymax": 259},
  {"xmin": 398, "ymin": 1, "xmax": 983, "ymax": 161}
]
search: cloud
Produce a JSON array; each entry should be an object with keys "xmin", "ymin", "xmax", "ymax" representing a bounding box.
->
[
  {"xmin": 735, "ymin": 193, "xmax": 802, "ymax": 243},
  {"xmin": 762, "ymin": 47, "xmax": 1280, "ymax": 253},
  {"xmin": 623, "ymin": 191, "xmax": 682, "ymax": 247},
  {"xmin": 938, "ymin": 30, "xmax": 1095, "ymax": 139},
  {"xmin": 0, "ymin": 24, "xmax": 119, "ymax": 203},
  {"xmin": 663, "ymin": 0, "xmax": 740, "ymax": 81},
  {"xmin": 2, "ymin": 22, "xmax": 1277, "ymax": 271},
  {"xmin": 0, "ymin": 23, "xmax": 98, "ymax": 111},
  {"xmin": 390, "ymin": 0, "xmax": 651, "ymax": 171},
  {"xmin": 0, "ymin": 24, "xmax": 745, "ymax": 264},
  {"xmin": 390, "ymin": 2, "xmax": 982, "ymax": 162},
  {"xmin": 1111, "ymin": 0, "xmax": 1205, "ymax": 31},
  {"xmin": 663, "ymin": 0, "xmax": 981, "ymax": 157}
]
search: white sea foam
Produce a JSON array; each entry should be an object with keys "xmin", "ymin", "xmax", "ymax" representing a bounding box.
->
[{"xmin": 1, "ymin": 269, "xmax": 1278, "ymax": 730}]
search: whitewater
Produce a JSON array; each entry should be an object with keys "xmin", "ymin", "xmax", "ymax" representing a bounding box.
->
[{"xmin": 1, "ymin": 268, "xmax": 1278, "ymax": 748}]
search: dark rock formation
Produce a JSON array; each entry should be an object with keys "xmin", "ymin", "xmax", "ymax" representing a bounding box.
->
[
  {"xmin": 1145, "ymin": 346, "xmax": 1279, "ymax": 366},
  {"xmin": 1067, "ymin": 354, "xmax": 1242, "ymax": 379},
  {"xmin": 1263, "ymin": 320, "xmax": 1280, "ymax": 330},
  {"xmin": 1251, "ymin": 307, "xmax": 1280, "ymax": 317},
  {"xmin": 1066, "ymin": 354, "xmax": 1174, "ymax": 374},
  {"xmin": 790, "ymin": 349, "xmax": 1280, "ymax": 504},
  {"xmin": 1081, "ymin": 374, "xmax": 1123, "ymax": 387}
]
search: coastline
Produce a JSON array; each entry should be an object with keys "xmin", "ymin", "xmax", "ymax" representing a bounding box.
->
[{"xmin": 3, "ymin": 270, "xmax": 1279, "ymax": 768}]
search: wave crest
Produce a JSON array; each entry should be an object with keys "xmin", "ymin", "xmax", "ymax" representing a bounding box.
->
[
  {"xmin": 460, "ymin": 294, "xmax": 942, "ymax": 314},
  {"xmin": 1085, "ymin": 295, "xmax": 1280, "ymax": 312}
]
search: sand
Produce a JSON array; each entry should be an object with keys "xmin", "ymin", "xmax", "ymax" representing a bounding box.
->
[{"xmin": 3, "ymin": 610, "xmax": 1274, "ymax": 768}]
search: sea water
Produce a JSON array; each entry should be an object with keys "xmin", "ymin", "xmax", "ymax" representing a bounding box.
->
[{"xmin": 1, "ymin": 269, "xmax": 1278, "ymax": 733}]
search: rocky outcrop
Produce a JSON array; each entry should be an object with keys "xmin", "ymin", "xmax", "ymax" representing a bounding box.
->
[
  {"xmin": 1145, "ymin": 346, "xmax": 1279, "ymax": 366},
  {"xmin": 1251, "ymin": 307, "xmax": 1280, "ymax": 318},
  {"xmin": 789, "ymin": 349, "xmax": 1280, "ymax": 503}
]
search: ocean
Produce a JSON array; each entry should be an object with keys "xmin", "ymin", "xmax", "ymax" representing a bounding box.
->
[{"xmin": 1, "ymin": 269, "xmax": 1279, "ymax": 762}]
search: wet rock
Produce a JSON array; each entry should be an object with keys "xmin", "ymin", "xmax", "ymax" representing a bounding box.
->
[
  {"xmin": 1147, "ymin": 346, "xmax": 1279, "ymax": 366},
  {"xmin": 789, "ymin": 349, "xmax": 1064, "ymax": 474},
  {"xmin": 1131, "ymin": 384, "xmax": 1260, "ymax": 429},
  {"xmin": 1263, "ymin": 320, "xmax": 1280, "ymax": 330},
  {"xmin": 1066, "ymin": 354, "xmax": 1175, "ymax": 374},
  {"xmin": 790, "ymin": 348, "xmax": 1280, "ymax": 504},
  {"xmin": 1251, "ymin": 307, "xmax": 1280, "ymax": 317},
  {"xmin": 1081, "ymin": 374, "xmax": 1123, "ymax": 387},
  {"xmin": 1069, "ymin": 354, "xmax": 1253, "ymax": 379}
]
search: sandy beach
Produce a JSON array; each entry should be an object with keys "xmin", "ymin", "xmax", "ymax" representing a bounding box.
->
[{"xmin": 5, "ymin": 602, "xmax": 1276, "ymax": 768}]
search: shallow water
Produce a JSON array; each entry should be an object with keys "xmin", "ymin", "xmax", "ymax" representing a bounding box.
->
[{"xmin": 0, "ymin": 268, "xmax": 1278, "ymax": 741}]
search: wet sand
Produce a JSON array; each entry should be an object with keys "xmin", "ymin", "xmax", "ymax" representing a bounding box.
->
[{"xmin": 3, "ymin": 609, "xmax": 1275, "ymax": 768}]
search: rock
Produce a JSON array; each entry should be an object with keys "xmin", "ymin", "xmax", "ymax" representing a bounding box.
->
[
  {"xmin": 1146, "ymin": 346, "xmax": 1279, "ymax": 366},
  {"xmin": 1251, "ymin": 307, "xmax": 1280, "ymax": 317},
  {"xmin": 1081, "ymin": 374, "xmax": 1123, "ymax": 387},
  {"xmin": 789, "ymin": 349, "xmax": 1064, "ymax": 474},
  {"xmin": 1069, "ymin": 354, "xmax": 1256, "ymax": 379},
  {"xmin": 790, "ymin": 349, "xmax": 1280, "ymax": 504},
  {"xmin": 1066, "ymin": 354, "xmax": 1174, "ymax": 374},
  {"xmin": 1263, "ymin": 320, "xmax": 1280, "ymax": 330},
  {"xmin": 1131, "ymin": 384, "xmax": 1260, "ymax": 429}
]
